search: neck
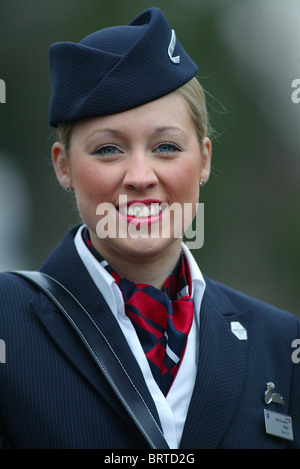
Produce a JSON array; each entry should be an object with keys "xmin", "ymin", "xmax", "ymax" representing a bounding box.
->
[{"xmin": 89, "ymin": 234, "xmax": 182, "ymax": 290}]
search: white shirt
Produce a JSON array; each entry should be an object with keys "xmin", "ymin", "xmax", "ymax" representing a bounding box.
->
[{"xmin": 74, "ymin": 225, "xmax": 206, "ymax": 449}]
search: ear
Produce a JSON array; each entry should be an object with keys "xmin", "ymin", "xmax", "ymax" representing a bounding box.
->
[
  {"xmin": 51, "ymin": 142, "xmax": 72, "ymax": 190},
  {"xmin": 200, "ymin": 137, "xmax": 212, "ymax": 184}
]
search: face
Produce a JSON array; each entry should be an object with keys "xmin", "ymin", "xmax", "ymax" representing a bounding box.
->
[{"xmin": 52, "ymin": 92, "xmax": 211, "ymax": 264}]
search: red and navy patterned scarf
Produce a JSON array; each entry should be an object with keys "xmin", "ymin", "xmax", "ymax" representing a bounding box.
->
[{"xmin": 83, "ymin": 228, "xmax": 194, "ymax": 396}]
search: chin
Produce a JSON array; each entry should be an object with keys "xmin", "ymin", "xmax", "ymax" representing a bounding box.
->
[{"xmin": 103, "ymin": 236, "xmax": 182, "ymax": 260}]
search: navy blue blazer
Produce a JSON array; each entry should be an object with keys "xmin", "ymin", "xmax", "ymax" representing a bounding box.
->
[{"xmin": 0, "ymin": 226, "xmax": 299, "ymax": 449}]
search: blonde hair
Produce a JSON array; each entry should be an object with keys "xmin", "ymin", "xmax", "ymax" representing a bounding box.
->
[
  {"xmin": 57, "ymin": 77, "xmax": 210, "ymax": 153},
  {"xmin": 175, "ymin": 76, "xmax": 210, "ymax": 147},
  {"xmin": 57, "ymin": 121, "xmax": 74, "ymax": 157}
]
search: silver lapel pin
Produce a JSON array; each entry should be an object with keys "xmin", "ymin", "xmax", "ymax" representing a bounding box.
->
[{"xmin": 264, "ymin": 382, "xmax": 285, "ymax": 405}]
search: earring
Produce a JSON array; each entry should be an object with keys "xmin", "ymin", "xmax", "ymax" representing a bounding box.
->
[
  {"xmin": 66, "ymin": 186, "xmax": 73, "ymax": 192},
  {"xmin": 200, "ymin": 179, "xmax": 205, "ymax": 186}
]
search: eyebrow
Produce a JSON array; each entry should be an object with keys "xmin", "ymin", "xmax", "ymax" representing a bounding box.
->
[
  {"xmin": 154, "ymin": 126, "xmax": 188, "ymax": 138},
  {"xmin": 86, "ymin": 128, "xmax": 123, "ymax": 140},
  {"xmin": 85, "ymin": 126, "xmax": 188, "ymax": 141}
]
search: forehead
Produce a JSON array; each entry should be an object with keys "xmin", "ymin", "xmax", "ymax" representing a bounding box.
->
[{"xmin": 71, "ymin": 92, "xmax": 194, "ymax": 142}]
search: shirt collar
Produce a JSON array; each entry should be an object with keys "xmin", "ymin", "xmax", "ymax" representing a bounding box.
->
[{"xmin": 74, "ymin": 224, "xmax": 206, "ymax": 324}]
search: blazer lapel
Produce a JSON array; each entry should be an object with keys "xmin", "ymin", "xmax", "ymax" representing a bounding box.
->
[
  {"xmin": 33, "ymin": 226, "xmax": 162, "ymax": 432},
  {"xmin": 180, "ymin": 278, "xmax": 251, "ymax": 449},
  {"xmin": 30, "ymin": 299, "xmax": 121, "ymax": 411}
]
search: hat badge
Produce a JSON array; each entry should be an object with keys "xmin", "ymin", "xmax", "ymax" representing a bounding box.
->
[{"xmin": 168, "ymin": 29, "xmax": 180, "ymax": 64}]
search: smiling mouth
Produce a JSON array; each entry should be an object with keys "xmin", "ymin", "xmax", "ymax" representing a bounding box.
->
[{"xmin": 117, "ymin": 199, "xmax": 167, "ymax": 221}]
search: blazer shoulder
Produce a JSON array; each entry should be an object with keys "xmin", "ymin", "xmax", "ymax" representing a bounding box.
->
[
  {"xmin": 204, "ymin": 275, "xmax": 300, "ymax": 330},
  {"xmin": 0, "ymin": 271, "xmax": 41, "ymax": 309}
]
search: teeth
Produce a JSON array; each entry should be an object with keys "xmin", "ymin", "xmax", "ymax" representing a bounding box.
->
[
  {"xmin": 119, "ymin": 203, "xmax": 163, "ymax": 218},
  {"xmin": 150, "ymin": 205, "xmax": 156, "ymax": 216}
]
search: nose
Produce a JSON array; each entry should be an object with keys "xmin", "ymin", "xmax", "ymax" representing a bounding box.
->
[{"xmin": 122, "ymin": 152, "xmax": 159, "ymax": 192}]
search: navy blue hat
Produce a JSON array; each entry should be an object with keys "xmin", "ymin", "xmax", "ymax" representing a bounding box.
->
[{"xmin": 48, "ymin": 7, "xmax": 198, "ymax": 127}]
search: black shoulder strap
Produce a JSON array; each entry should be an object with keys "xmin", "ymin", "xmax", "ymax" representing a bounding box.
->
[{"xmin": 13, "ymin": 270, "xmax": 169, "ymax": 450}]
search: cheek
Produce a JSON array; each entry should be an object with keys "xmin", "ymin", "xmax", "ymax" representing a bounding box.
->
[
  {"xmin": 71, "ymin": 160, "xmax": 119, "ymax": 230},
  {"xmin": 167, "ymin": 159, "xmax": 201, "ymax": 201},
  {"xmin": 72, "ymin": 161, "xmax": 114, "ymax": 203}
]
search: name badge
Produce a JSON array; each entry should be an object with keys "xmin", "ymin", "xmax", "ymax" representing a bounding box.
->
[{"xmin": 264, "ymin": 409, "xmax": 294, "ymax": 441}]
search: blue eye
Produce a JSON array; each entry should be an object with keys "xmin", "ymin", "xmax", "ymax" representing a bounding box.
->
[
  {"xmin": 154, "ymin": 142, "xmax": 181, "ymax": 154},
  {"xmin": 92, "ymin": 145, "xmax": 122, "ymax": 156}
]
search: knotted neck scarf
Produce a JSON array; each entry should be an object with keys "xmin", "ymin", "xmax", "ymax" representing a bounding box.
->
[{"xmin": 83, "ymin": 228, "xmax": 194, "ymax": 396}]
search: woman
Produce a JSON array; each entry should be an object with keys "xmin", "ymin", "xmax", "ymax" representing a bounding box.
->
[{"xmin": 0, "ymin": 7, "xmax": 299, "ymax": 449}]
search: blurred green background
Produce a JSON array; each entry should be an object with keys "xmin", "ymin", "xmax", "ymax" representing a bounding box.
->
[{"xmin": 0, "ymin": 0, "xmax": 299, "ymax": 315}]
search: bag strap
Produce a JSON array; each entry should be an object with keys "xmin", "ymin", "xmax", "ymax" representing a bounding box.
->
[{"xmin": 13, "ymin": 270, "xmax": 169, "ymax": 450}]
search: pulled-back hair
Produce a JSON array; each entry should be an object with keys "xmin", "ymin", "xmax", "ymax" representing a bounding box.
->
[{"xmin": 175, "ymin": 76, "xmax": 211, "ymax": 147}]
